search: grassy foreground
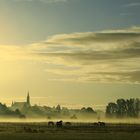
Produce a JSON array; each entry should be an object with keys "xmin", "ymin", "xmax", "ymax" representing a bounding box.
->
[{"xmin": 0, "ymin": 122, "xmax": 139, "ymax": 140}]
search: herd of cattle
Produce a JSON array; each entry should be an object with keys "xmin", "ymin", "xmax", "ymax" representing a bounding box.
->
[
  {"xmin": 48, "ymin": 121, "xmax": 106, "ymax": 127},
  {"xmin": 22, "ymin": 121, "xmax": 106, "ymax": 133}
]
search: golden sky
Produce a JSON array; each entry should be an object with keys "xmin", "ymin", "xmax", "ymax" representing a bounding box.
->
[{"xmin": 0, "ymin": 0, "xmax": 140, "ymax": 110}]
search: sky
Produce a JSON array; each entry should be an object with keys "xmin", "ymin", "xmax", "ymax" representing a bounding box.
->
[{"xmin": 0, "ymin": 0, "xmax": 140, "ymax": 110}]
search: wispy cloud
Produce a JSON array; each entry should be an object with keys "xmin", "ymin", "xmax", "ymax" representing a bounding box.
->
[
  {"xmin": 1, "ymin": 26, "xmax": 140, "ymax": 84},
  {"xmin": 123, "ymin": 2, "xmax": 140, "ymax": 8},
  {"xmin": 31, "ymin": 26, "xmax": 140, "ymax": 84},
  {"xmin": 13, "ymin": 0, "xmax": 69, "ymax": 3},
  {"xmin": 120, "ymin": 13, "xmax": 134, "ymax": 16}
]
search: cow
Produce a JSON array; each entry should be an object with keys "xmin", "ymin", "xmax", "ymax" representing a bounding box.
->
[
  {"xmin": 93, "ymin": 122, "xmax": 99, "ymax": 127},
  {"xmin": 98, "ymin": 121, "xmax": 106, "ymax": 127},
  {"xmin": 93, "ymin": 122, "xmax": 106, "ymax": 127},
  {"xmin": 65, "ymin": 122, "xmax": 72, "ymax": 126},
  {"xmin": 48, "ymin": 121, "xmax": 55, "ymax": 127},
  {"xmin": 56, "ymin": 120, "xmax": 63, "ymax": 128}
]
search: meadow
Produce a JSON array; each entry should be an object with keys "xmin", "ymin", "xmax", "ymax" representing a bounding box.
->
[{"xmin": 0, "ymin": 122, "xmax": 139, "ymax": 140}]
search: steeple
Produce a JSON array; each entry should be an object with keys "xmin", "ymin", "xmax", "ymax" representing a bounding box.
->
[
  {"xmin": 11, "ymin": 101, "xmax": 14, "ymax": 106},
  {"xmin": 27, "ymin": 91, "xmax": 30, "ymax": 106}
]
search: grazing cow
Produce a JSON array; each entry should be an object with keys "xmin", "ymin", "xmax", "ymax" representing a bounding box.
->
[
  {"xmin": 65, "ymin": 122, "xmax": 72, "ymax": 126},
  {"xmin": 56, "ymin": 120, "xmax": 63, "ymax": 128},
  {"xmin": 93, "ymin": 122, "xmax": 99, "ymax": 127},
  {"xmin": 48, "ymin": 121, "xmax": 55, "ymax": 127},
  {"xmin": 93, "ymin": 122, "xmax": 106, "ymax": 127},
  {"xmin": 98, "ymin": 122, "xmax": 106, "ymax": 127}
]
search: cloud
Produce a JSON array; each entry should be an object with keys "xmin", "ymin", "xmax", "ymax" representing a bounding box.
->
[
  {"xmin": 31, "ymin": 26, "xmax": 140, "ymax": 84},
  {"xmin": 13, "ymin": 0, "xmax": 69, "ymax": 3},
  {"xmin": 1, "ymin": 26, "xmax": 140, "ymax": 84},
  {"xmin": 87, "ymin": 70, "xmax": 140, "ymax": 84},
  {"xmin": 42, "ymin": 26, "xmax": 140, "ymax": 44},
  {"xmin": 120, "ymin": 13, "xmax": 134, "ymax": 16},
  {"xmin": 123, "ymin": 2, "xmax": 140, "ymax": 8}
]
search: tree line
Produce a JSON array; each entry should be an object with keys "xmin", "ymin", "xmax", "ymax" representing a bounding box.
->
[
  {"xmin": 0, "ymin": 103, "xmax": 96, "ymax": 119},
  {"xmin": 106, "ymin": 98, "xmax": 140, "ymax": 118}
]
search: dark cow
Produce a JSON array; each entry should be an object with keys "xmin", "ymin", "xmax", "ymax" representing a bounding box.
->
[
  {"xmin": 93, "ymin": 122, "xmax": 106, "ymax": 127},
  {"xmin": 65, "ymin": 122, "xmax": 72, "ymax": 126},
  {"xmin": 93, "ymin": 122, "xmax": 99, "ymax": 127},
  {"xmin": 48, "ymin": 121, "xmax": 55, "ymax": 127},
  {"xmin": 56, "ymin": 120, "xmax": 63, "ymax": 128},
  {"xmin": 98, "ymin": 121, "xmax": 106, "ymax": 127}
]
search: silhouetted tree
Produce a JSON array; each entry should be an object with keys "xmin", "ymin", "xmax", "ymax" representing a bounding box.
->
[
  {"xmin": 117, "ymin": 99, "xmax": 127, "ymax": 117},
  {"xmin": 56, "ymin": 105, "xmax": 61, "ymax": 113},
  {"xmin": 81, "ymin": 107, "xmax": 95, "ymax": 113},
  {"xmin": 86, "ymin": 107, "xmax": 95, "ymax": 113},
  {"xmin": 106, "ymin": 103, "xmax": 118, "ymax": 117},
  {"xmin": 106, "ymin": 98, "xmax": 140, "ymax": 118}
]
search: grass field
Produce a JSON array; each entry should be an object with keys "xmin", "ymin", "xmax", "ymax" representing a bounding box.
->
[{"xmin": 0, "ymin": 122, "xmax": 140, "ymax": 140}]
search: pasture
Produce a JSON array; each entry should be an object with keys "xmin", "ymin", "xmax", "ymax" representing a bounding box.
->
[{"xmin": 0, "ymin": 122, "xmax": 139, "ymax": 140}]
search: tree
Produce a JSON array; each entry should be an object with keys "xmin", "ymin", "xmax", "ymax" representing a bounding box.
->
[
  {"xmin": 106, "ymin": 98, "xmax": 140, "ymax": 118},
  {"xmin": 106, "ymin": 103, "xmax": 118, "ymax": 117},
  {"xmin": 117, "ymin": 99, "xmax": 127, "ymax": 117},
  {"xmin": 56, "ymin": 105, "xmax": 61, "ymax": 113},
  {"xmin": 81, "ymin": 107, "xmax": 95, "ymax": 113},
  {"xmin": 86, "ymin": 107, "xmax": 95, "ymax": 113}
]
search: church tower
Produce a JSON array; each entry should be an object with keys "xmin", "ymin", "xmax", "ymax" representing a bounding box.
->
[{"xmin": 27, "ymin": 91, "xmax": 31, "ymax": 106}]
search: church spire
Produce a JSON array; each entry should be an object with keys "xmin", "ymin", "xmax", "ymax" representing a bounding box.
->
[
  {"xmin": 11, "ymin": 101, "xmax": 14, "ymax": 106},
  {"xmin": 27, "ymin": 91, "xmax": 30, "ymax": 106}
]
